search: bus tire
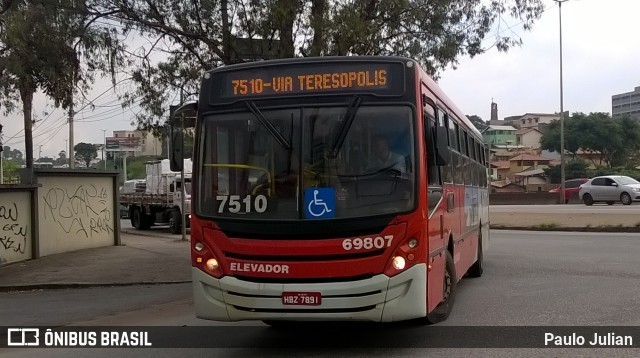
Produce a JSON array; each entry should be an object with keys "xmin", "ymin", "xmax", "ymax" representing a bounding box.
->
[
  {"xmin": 425, "ymin": 251, "xmax": 457, "ymax": 324},
  {"xmin": 467, "ymin": 230, "xmax": 483, "ymax": 278}
]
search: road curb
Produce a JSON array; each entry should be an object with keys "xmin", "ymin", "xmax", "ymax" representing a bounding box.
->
[
  {"xmin": 490, "ymin": 225, "xmax": 640, "ymax": 233},
  {"xmin": 0, "ymin": 281, "xmax": 191, "ymax": 293}
]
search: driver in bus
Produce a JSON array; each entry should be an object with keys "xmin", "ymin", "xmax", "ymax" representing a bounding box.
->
[{"xmin": 369, "ymin": 134, "xmax": 407, "ymax": 173}]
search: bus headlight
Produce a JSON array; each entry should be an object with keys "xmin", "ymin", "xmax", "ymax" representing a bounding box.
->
[
  {"xmin": 392, "ymin": 256, "xmax": 406, "ymax": 270},
  {"xmin": 194, "ymin": 242, "xmax": 205, "ymax": 252},
  {"xmin": 206, "ymin": 258, "xmax": 219, "ymax": 271}
]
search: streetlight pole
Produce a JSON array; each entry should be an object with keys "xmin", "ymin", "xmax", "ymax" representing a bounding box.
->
[
  {"xmin": 102, "ymin": 129, "xmax": 107, "ymax": 170},
  {"xmin": 555, "ymin": 0, "xmax": 568, "ymax": 204},
  {"xmin": 180, "ymin": 87, "xmax": 187, "ymax": 242}
]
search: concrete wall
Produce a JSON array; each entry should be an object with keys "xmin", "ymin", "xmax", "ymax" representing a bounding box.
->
[
  {"xmin": 490, "ymin": 192, "xmax": 560, "ymax": 205},
  {"xmin": 0, "ymin": 189, "xmax": 35, "ymax": 265},
  {"xmin": 37, "ymin": 173, "xmax": 119, "ymax": 257}
]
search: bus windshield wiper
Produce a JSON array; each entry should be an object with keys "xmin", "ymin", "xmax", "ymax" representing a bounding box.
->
[
  {"xmin": 245, "ymin": 101, "xmax": 291, "ymax": 150},
  {"xmin": 329, "ymin": 96, "xmax": 363, "ymax": 158}
]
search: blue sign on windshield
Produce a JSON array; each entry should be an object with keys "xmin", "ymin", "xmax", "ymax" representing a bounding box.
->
[{"xmin": 304, "ymin": 188, "xmax": 335, "ymax": 219}]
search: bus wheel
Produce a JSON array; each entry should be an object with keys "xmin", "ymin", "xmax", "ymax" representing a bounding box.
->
[
  {"xmin": 425, "ymin": 251, "xmax": 457, "ymax": 324},
  {"xmin": 467, "ymin": 230, "xmax": 484, "ymax": 278}
]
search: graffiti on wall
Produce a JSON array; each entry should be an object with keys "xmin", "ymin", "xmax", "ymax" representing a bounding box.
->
[
  {"xmin": 42, "ymin": 184, "xmax": 114, "ymax": 239},
  {"xmin": 0, "ymin": 193, "xmax": 31, "ymax": 265}
]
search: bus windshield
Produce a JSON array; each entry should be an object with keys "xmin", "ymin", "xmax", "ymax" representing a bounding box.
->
[{"xmin": 197, "ymin": 105, "xmax": 415, "ymax": 220}]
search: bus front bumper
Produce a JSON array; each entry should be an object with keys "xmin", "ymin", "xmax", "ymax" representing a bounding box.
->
[{"xmin": 192, "ymin": 263, "xmax": 427, "ymax": 322}]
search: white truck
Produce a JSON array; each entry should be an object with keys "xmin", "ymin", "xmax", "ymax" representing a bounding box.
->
[{"xmin": 120, "ymin": 159, "xmax": 192, "ymax": 234}]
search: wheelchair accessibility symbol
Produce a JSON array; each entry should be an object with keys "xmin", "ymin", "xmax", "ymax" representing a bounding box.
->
[{"xmin": 304, "ymin": 188, "xmax": 335, "ymax": 219}]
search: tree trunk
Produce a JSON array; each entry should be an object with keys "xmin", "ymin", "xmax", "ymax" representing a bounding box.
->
[
  {"xmin": 276, "ymin": 0, "xmax": 299, "ymax": 58},
  {"xmin": 20, "ymin": 84, "xmax": 35, "ymax": 171},
  {"xmin": 220, "ymin": 0, "xmax": 232, "ymax": 64},
  {"xmin": 309, "ymin": 0, "xmax": 327, "ymax": 56}
]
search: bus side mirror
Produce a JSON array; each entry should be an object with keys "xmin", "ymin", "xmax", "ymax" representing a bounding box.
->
[
  {"xmin": 169, "ymin": 102, "xmax": 198, "ymax": 172},
  {"xmin": 435, "ymin": 127, "xmax": 450, "ymax": 166},
  {"xmin": 169, "ymin": 124, "xmax": 184, "ymax": 172}
]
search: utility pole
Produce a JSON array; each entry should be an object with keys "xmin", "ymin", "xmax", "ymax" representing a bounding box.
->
[
  {"xmin": 102, "ymin": 129, "xmax": 107, "ymax": 170},
  {"xmin": 180, "ymin": 87, "xmax": 187, "ymax": 242},
  {"xmin": 38, "ymin": 145, "xmax": 42, "ymax": 159},
  {"xmin": 68, "ymin": 71, "xmax": 75, "ymax": 169},
  {"xmin": 64, "ymin": 139, "xmax": 69, "ymax": 167},
  {"xmin": 0, "ymin": 123, "xmax": 3, "ymax": 184},
  {"xmin": 555, "ymin": 0, "xmax": 568, "ymax": 204},
  {"xmin": 123, "ymin": 153, "xmax": 128, "ymax": 181}
]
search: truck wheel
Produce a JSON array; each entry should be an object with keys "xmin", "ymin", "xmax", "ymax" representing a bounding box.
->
[
  {"xmin": 425, "ymin": 251, "xmax": 457, "ymax": 324},
  {"xmin": 169, "ymin": 210, "xmax": 182, "ymax": 234},
  {"xmin": 132, "ymin": 208, "xmax": 151, "ymax": 230}
]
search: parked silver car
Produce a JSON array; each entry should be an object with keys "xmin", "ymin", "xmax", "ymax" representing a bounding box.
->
[{"xmin": 578, "ymin": 175, "xmax": 640, "ymax": 206}]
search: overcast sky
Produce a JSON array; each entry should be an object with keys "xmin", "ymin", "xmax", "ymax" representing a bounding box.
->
[{"xmin": 2, "ymin": 0, "xmax": 640, "ymax": 159}]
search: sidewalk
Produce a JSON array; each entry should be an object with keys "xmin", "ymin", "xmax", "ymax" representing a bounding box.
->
[
  {"xmin": 490, "ymin": 211, "xmax": 640, "ymax": 231},
  {"xmin": 0, "ymin": 231, "xmax": 192, "ymax": 291}
]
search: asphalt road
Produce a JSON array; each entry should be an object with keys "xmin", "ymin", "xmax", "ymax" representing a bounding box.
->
[{"xmin": 3, "ymin": 230, "xmax": 640, "ymax": 357}]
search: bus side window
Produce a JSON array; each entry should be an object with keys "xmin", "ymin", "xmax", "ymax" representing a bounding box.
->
[
  {"xmin": 424, "ymin": 107, "xmax": 440, "ymax": 186},
  {"xmin": 439, "ymin": 109, "xmax": 453, "ymax": 184},
  {"xmin": 452, "ymin": 122, "xmax": 463, "ymax": 185}
]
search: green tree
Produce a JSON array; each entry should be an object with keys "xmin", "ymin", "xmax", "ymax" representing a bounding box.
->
[
  {"xmin": 126, "ymin": 161, "xmax": 146, "ymax": 180},
  {"xmin": 2, "ymin": 145, "xmax": 23, "ymax": 164},
  {"xmin": 55, "ymin": 150, "xmax": 67, "ymax": 166},
  {"xmin": 540, "ymin": 112, "xmax": 640, "ymax": 168},
  {"xmin": 0, "ymin": 0, "xmax": 127, "ymax": 171},
  {"xmin": 98, "ymin": 0, "xmax": 544, "ymax": 130},
  {"xmin": 1, "ymin": 158, "xmax": 20, "ymax": 183},
  {"xmin": 74, "ymin": 142, "xmax": 97, "ymax": 168},
  {"xmin": 467, "ymin": 115, "xmax": 487, "ymax": 131},
  {"xmin": 543, "ymin": 159, "xmax": 589, "ymax": 184}
]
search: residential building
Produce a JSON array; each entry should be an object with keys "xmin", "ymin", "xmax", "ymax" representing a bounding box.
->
[
  {"xmin": 515, "ymin": 128, "xmax": 543, "ymax": 150},
  {"xmin": 509, "ymin": 154, "xmax": 552, "ymax": 175},
  {"xmin": 110, "ymin": 130, "xmax": 162, "ymax": 157},
  {"xmin": 482, "ymin": 125, "xmax": 517, "ymax": 147},
  {"xmin": 513, "ymin": 168, "xmax": 548, "ymax": 192},
  {"xmin": 572, "ymin": 149, "xmax": 607, "ymax": 169},
  {"xmin": 505, "ymin": 113, "xmax": 561, "ymax": 130},
  {"xmin": 490, "ymin": 161, "xmax": 511, "ymax": 180},
  {"xmin": 491, "ymin": 180, "xmax": 525, "ymax": 193},
  {"xmin": 612, "ymin": 86, "xmax": 640, "ymax": 118}
]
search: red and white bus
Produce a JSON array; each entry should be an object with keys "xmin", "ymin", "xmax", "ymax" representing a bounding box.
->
[{"xmin": 171, "ymin": 56, "xmax": 490, "ymax": 324}]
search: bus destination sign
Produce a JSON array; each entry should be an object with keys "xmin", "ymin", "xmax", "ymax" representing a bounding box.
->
[{"xmin": 211, "ymin": 62, "xmax": 405, "ymax": 102}]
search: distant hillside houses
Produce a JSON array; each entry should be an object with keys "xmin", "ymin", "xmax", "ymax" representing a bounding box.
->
[{"xmin": 483, "ymin": 104, "xmax": 584, "ymax": 192}]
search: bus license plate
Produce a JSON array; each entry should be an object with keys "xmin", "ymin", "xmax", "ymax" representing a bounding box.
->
[{"xmin": 282, "ymin": 292, "xmax": 322, "ymax": 306}]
